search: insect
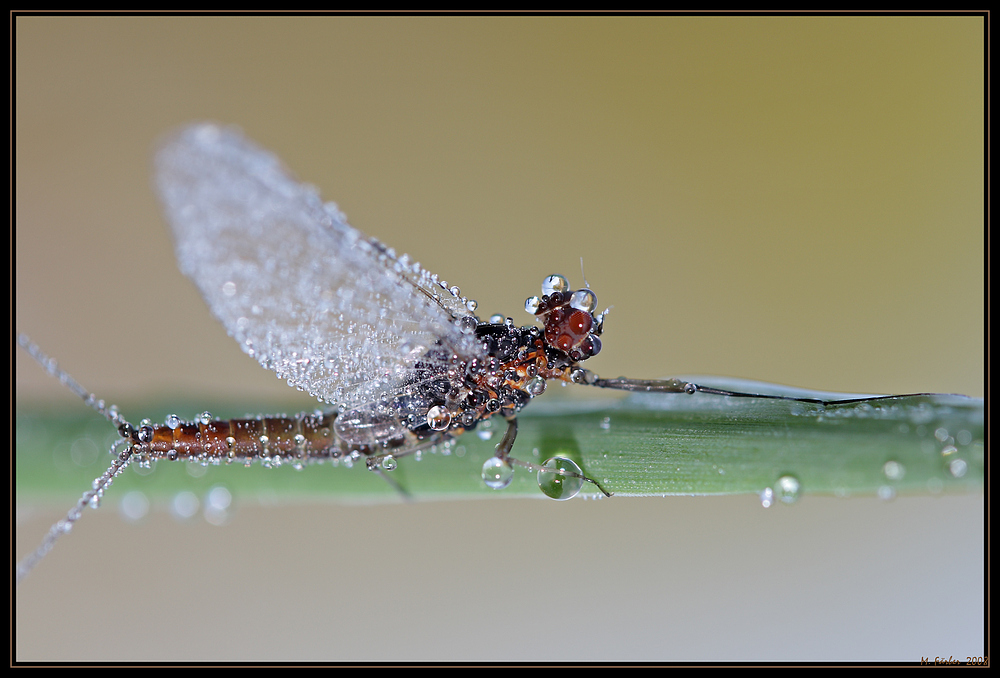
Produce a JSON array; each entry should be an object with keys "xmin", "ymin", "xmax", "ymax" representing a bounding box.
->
[{"xmin": 16, "ymin": 123, "xmax": 940, "ymax": 584}]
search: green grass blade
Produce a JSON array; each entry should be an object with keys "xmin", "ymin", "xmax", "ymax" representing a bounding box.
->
[{"xmin": 16, "ymin": 379, "xmax": 982, "ymax": 510}]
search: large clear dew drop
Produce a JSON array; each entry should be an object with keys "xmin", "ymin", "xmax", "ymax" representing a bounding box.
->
[
  {"xmin": 482, "ymin": 456, "xmax": 514, "ymax": 489},
  {"xmin": 537, "ymin": 456, "xmax": 584, "ymax": 500}
]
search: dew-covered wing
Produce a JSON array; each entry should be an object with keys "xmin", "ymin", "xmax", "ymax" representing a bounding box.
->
[{"xmin": 155, "ymin": 123, "xmax": 482, "ymax": 407}]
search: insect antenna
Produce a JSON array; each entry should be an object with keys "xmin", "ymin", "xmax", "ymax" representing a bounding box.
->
[{"xmin": 16, "ymin": 334, "xmax": 142, "ymax": 584}]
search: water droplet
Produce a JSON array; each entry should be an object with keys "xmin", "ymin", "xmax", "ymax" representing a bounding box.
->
[
  {"xmin": 198, "ymin": 411, "xmax": 213, "ymax": 425},
  {"xmin": 477, "ymin": 418, "xmax": 495, "ymax": 440},
  {"xmin": 482, "ymin": 456, "xmax": 513, "ymax": 489},
  {"xmin": 760, "ymin": 487, "xmax": 774, "ymax": 508},
  {"xmin": 489, "ymin": 313, "xmax": 504, "ymax": 324},
  {"xmin": 525, "ymin": 375, "xmax": 546, "ymax": 396},
  {"xmin": 948, "ymin": 458, "xmax": 968, "ymax": 478},
  {"xmin": 186, "ymin": 460, "xmax": 209, "ymax": 478},
  {"xmin": 882, "ymin": 460, "xmax": 905, "ymax": 481},
  {"xmin": 877, "ymin": 485, "xmax": 896, "ymax": 501},
  {"xmin": 204, "ymin": 485, "xmax": 233, "ymax": 526},
  {"xmin": 934, "ymin": 427, "xmax": 950, "ymax": 442},
  {"xmin": 774, "ymin": 475, "xmax": 801, "ymax": 504},
  {"xmin": 426, "ymin": 405, "xmax": 452, "ymax": 431},
  {"xmin": 207, "ymin": 485, "xmax": 232, "ymax": 511},
  {"xmin": 541, "ymin": 274, "xmax": 569, "ymax": 296},
  {"xmin": 119, "ymin": 490, "xmax": 150, "ymax": 523},
  {"xmin": 165, "ymin": 413, "xmax": 181, "ymax": 429},
  {"xmin": 537, "ymin": 456, "xmax": 584, "ymax": 500},
  {"xmin": 136, "ymin": 424, "xmax": 154, "ymax": 444},
  {"xmin": 381, "ymin": 456, "xmax": 398, "ymax": 471},
  {"xmin": 570, "ymin": 289, "xmax": 597, "ymax": 313},
  {"xmin": 600, "ymin": 417, "xmax": 611, "ymax": 430},
  {"xmin": 524, "ymin": 295, "xmax": 541, "ymax": 314},
  {"xmin": 171, "ymin": 491, "xmax": 200, "ymax": 520}
]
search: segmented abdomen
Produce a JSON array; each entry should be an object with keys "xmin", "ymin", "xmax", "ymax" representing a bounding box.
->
[{"xmin": 143, "ymin": 411, "xmax": 344, "ymax": 462}]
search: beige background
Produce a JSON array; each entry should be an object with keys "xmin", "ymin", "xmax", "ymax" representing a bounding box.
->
[{"xmin": 15, "ymin": 16, "xmax": 983, "ymax": 661}]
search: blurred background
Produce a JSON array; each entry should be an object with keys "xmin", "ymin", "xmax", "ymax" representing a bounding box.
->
[{"xmin": 15, "ymin": 16, "xmax": 983, "ymax": 661}]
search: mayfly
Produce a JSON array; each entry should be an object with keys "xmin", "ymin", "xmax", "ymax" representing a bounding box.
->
[{"xmin": 15, "ymin": 123, "xmax": 940, "ymax": 583}]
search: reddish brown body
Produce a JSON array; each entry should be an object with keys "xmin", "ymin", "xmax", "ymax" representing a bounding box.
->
[{"xmin": 143, "ymin": 412, "xmax": 342, "ymax": 463}]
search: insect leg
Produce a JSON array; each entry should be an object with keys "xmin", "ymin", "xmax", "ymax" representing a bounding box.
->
[
  {"xmin": 589, "ymin": 376, "xmax": 698, "ymax": 395},
  {"xmin": 366, "ymin": 464, "xmax": 413, "ymax": 501},
  {"xmin": 592, "ymin": 375, "xmax": 830, "ymax": 402},
  {"xmin": 493, "ymin": 417, "xmax": 613, "ymax": 497},
  {"xmin": 363, "ymin": 434, "xmax": 454, "ymax": 500},
  {"xmin": 588, "ymin": 374, "xmax": 938, "ymax": 406},
  {"xmin": 494, "ymin": 416, "xmax": 519, "ymax": 462}
]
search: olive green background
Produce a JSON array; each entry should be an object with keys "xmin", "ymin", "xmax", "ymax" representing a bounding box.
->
[{"xmin": 15, "ymin": 16, "xmax": 983, "ymax": 661}]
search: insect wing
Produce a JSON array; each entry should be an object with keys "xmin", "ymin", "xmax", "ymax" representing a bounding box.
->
[{"xmin": 155, "ymin": 124, "xmax": 481, "ymax": 408}]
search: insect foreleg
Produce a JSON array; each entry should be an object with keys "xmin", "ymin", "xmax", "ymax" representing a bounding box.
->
[
  {"xmin": 488, "ymin": 417, "xmax": 612, "ymax": 498},
  {"xmin": 589, "ymin": 373, "xmax": 944, "ymax": 407}
]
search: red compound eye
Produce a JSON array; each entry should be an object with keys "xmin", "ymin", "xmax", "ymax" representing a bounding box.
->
[
  {"xmin": 545, "ymin": 308, "xmax": 595, "ymax": 353},
  {"xmin": 567, "ymin": 310, "xmax": 592, "ymax": 336}
]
